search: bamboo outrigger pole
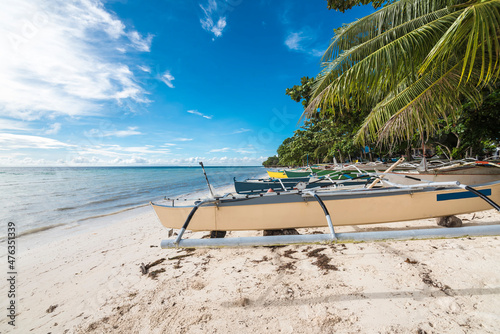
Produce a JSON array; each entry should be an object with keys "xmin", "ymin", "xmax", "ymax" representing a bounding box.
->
[{"xmin": 366, "ymin": 157, "xmax": 405, "ymax": 189}]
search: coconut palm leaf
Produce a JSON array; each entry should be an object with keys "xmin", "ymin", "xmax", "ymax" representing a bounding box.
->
[{"xmin": 307, "ymin": 0, "xmax": 500, "ymax": 145}]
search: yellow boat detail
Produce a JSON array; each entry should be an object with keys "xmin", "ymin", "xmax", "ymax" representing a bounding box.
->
[{"xmin": 267, "ymin": 170, "xmax": 288, "ymax": 179}]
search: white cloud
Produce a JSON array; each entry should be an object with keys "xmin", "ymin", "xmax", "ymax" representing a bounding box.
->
[
  {"xmin": 231, "ymin": 128, "xmax": 251, "ymax": 134},
  {"xmin": 187, "ymin": 109, "xmax": 212, "ymax": 119},
  {"xmin": 0, "ymin": 133, "xmax": 74, "ymax": 150},
  {"xmin": 128, "ymin": 31, "xmax": 153, "ymax": 52},
  {"xmin": 235, "ymin": 148, "xmax": 257, "ymax": 154},
  {"xmin": 161, "ymin": 71, "xmax": 175, "ymax": 88},
  {"xmin": 174, "ymin": 138, "xmax": 193, "ymax": 142},
  {"xmin": 85, "ymin": 126, "xmax": 142, "ymax": 138},
  {"xmin": 0, "ymin": 153, "xmax": 268, "ymax": 166},
  {"xmin": 138, "ymin": 65, "xmax": 151, "ymax": 73},
  {"xmin": 199, "ymin": 0, "xmax": 227, "ymax": 38},
  {"xmin": 285, "ymin": 32, "xmax": 305, "ymax": 50},
  {"xmin": 45, "ymin": 122, "xmax": 61, "ymax": 135},
  {"xmin": 284, "ymin": 28, "xmax": 325, "ymax": 57},
  {"xmin": 209, "ymin": 147, "xmax": 230, "ymax": 153},
  {"xmin": 0, "ymin": 0, "xmax": 153, "ymax": 121},
  {"xmin": 162, "ymin": 143, "xmax": 177, "ymax": 147},
  {"xmin": 76, "ymin": 144, "xmax": 171, "ymax": 158},
  {"xmin": 0, "ymin": 118, "xmax": 31, "ymax": 131}
]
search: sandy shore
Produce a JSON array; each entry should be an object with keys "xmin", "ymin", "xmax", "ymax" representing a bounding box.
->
[{"xmin": 2, "ymin": 186, "xmax": 500, "ymax": 333}]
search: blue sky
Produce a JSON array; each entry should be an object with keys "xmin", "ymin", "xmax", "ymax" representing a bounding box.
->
[{"xmin": 0, "ymin": 0, "xmax": 374, "ymax": 166}]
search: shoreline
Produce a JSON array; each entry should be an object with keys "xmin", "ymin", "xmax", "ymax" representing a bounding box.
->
[
  {"xmin": 2, "ymin": 181, "xmax": 500, "ymax": 333},
  {"xmin": 5, "ymin": 177, "xmax": 256, "ymax": 253}
]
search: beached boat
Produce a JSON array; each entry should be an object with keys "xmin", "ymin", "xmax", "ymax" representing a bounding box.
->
[
  {"xmin": 233, "ymin": 175, "xmax": 371, "ymax": 194},
  {"xmin": 284, "ymin": 170, "xmax": 313, "ymax": 178},
  {"xmin": 383, "ymin": 161, "xmax": 500, "ymax": 185},
  {"xmin": 151, "ymin": 180, "xmax": 500, "ymax": 232}
]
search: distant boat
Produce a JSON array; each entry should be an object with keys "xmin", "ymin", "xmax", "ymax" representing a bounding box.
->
[
  {"xmin": 151, "ymin": 180, "xmax": 500, "ymax": 232},
  {"xmin": 284, "ymin": 170, "xmax": 312, "ymax": 178},
  {"xmin": 233, "ymin": 176, "xmax": 371, "ymax": 194},
  {"xmin": 383, "ymin": 161, "xmax": 500, "ymax": 186}
]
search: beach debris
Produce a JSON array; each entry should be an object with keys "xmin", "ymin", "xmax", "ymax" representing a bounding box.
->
[
  {"xmin": 307, "ymin": 248, "xmax": 338, "ymax": 272},
  {"xmin": 46, "ymin": 304, "xmax": 58, "ymax": 313},
  {"xmin": 405, "ymin": 258, "xmax": 419, "ymax": 264},
  {"xmin": 420, "ymin": 272, "xmax": 453, "ymax": 296},
  {"xmin": 277, "ymin": 262, "xmax": 296, "ymax": 273},
  {"xmin": 140, "ymin": 258, "xmax": 166, "ymax": 275},
  {"xmin": 149, "ymin": 268, "xmax": 166, "ymax": 279},
  {"xmin": 251, "ymin": 256, "xmax": 270, "ymax": 263},
  {"xmin": 283, "ymin": 249, "xmax": 298, "ymax": 259},
  {"xmin": 168, "ymin": 253, "xmax": 193, "ymax": 261},
  {"xmin": 436, "ymin": 215, "xmax": 463, "ymax": 227},
  {"xmin": 330, "ymin": 243, "xmax": 347, "ymax": 252}
]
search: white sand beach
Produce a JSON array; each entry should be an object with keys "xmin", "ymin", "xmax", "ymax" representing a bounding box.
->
[{"xmin": 2, "ymin": 187, "xmax": 500, "ymax": 333}]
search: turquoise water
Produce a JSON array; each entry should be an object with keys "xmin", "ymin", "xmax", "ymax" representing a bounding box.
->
[{"xmin": 0, "ymin": 166, "xmax": 265, "ymax": 237}]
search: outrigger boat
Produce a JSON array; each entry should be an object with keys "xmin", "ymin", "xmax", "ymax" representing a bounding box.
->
[
  {"xmin": 233, "ymin": 174, "xmax": 372, "ymax": 194},
  {"xmin": 151, "ymin": 162, "xmax": 500, "ymax": 248},
  {"xmin": 383, "ymin": 161, "xmax": 500, "ymax": 186}
]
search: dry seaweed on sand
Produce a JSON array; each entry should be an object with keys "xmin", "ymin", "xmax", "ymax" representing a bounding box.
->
[
  {"xmin": 277, "ymin": 262, "xmax": 297, "ymax": 273},
  {"xmin": 252, "ymin": 256, "xmax": 270, "ymax": 263},
  {"xmin": 312, "ymin": 254, "xmax": 338, "ymax": 272},
  {"xmin": 307, "ymin": 247, "xmax": 338, "ymax": 272},
  {"xmin": 306, "ymin": 247, "xmax": 327, "ymax": 258},
  {"xmin": 283, "ymin": 249, "xmax": 298, "ymax": 259},
  {"xmin": 140, "ymin": 258, "xmax": 166, "ymax": 274},
  {"xmin": 149, "ymin": 268, "xmax": 166, "ymax": 279}
]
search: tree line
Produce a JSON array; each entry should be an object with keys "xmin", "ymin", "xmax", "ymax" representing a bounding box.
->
[{"xmin": 264, "ymin": 0, "xmax": 500, "ymax": 167}]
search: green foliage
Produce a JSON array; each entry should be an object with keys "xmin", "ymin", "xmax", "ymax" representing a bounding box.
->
[
  {"xmin": 262, "ymin": 155, "xmax": 281, "ymax": 167},
  {"xmin": 265, "ymin": 0, "xmax": 500, "ymax": 166},
  {"xmin": 431, "ymin": 86, "xmax": 500, "ymax": 158},
  {"xmin": 285, "ymin": 77, "xmax": 314, "ymax": 110},
  {"xmin": 325, "ymin": 0, "xmax": 388, "ymax": 13},
  {"xmin": 276, "ymin": 114, "xmax": 371, "ymax": 166},
  {"xmin": 308, "ymin": 0, "xmax": 500, "ymax": 146}
]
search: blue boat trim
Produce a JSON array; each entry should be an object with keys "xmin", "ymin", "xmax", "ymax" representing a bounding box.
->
[{"xmin": 437, "ymin": 189, "xmax": 491, "ymax": 202}]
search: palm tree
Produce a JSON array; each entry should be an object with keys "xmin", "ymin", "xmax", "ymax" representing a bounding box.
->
[{"xmin": 306, "ymin": 0, "xmax": 500, "ymax": 146}]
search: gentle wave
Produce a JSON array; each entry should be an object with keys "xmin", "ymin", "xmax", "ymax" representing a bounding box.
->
[
  {"xmin": 0, "ymin": 224, "xmax": 66, "ymax": 242},
  {"xmin": 76, "ymin": 203, "xmax": 150, "ymax": 222}
]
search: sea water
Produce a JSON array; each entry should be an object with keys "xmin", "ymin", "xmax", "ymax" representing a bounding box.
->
[{"xmin": 0, "ymin": 166, "xmax": 265, "ymax": 239}]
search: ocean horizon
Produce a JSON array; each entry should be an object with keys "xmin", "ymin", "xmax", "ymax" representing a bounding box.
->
[{"xmin": 1, "ymin": 166, "xmax": 266, "ymax": 240}]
